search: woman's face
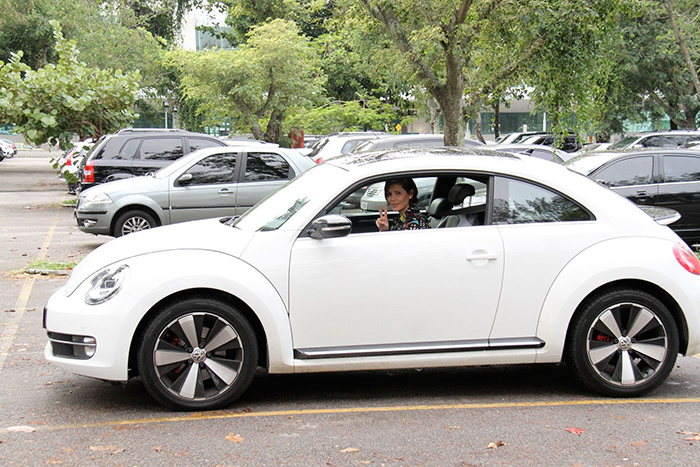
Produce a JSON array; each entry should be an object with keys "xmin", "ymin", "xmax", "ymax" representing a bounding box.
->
[{"xmin": 386, "ymin": 182, "xmax": 414, "ymax": 215}]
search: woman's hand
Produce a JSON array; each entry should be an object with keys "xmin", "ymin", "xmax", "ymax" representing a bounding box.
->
[{"xmin": 376, "ymin": 206, "xmax": 389, "ymax": 231}]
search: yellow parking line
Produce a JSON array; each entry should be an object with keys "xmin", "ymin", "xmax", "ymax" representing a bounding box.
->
[
  {"xmin": 0, "ymin": 196, "xmax": 64, "ymax": 372},
  {"xmin": 27, "ymin": 397, "xmax": 700, "ymax": 432}
]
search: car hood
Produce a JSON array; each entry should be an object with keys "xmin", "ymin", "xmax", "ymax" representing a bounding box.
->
[
  {"xmin": 89, "ymin": 175, "xmax": 162, "ymax": 197},
  {"xmin": 65, "ymin": 218, "xmax": 254, "ymax": 296}
]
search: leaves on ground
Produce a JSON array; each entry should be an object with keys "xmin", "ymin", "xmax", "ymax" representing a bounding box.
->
[
  {"xmin": 225, "ymin": 433, "xmax": 244, "ymax": 443},
  {"xmin": 89, "ymin": 445, "xmax": 124, "ymax": 454},
  {"xmin": 566, "ymin": 427, "xmax": 585, "ymax": 436},
  {"xmin": 677, "ymin": 430, "xmax": 700, "ymax": 442},
  {"xmin": 486, "ymin": 441, "xmax": 506, "ymax": 449},
  {"xmin": 6, "ymin": 426, "xmax": 36, "ymax": 433},
  {"xmin": 339, "ymin": 447, "xmax": 360, "ymax": 453}
]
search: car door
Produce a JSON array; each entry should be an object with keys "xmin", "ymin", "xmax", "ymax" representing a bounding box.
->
[
  {"xmin": 168, "ymin": 151, "xmax": 240, "ymax": 224},
  {"xmin": 591, "ymin": 155, "xmax": 659, "ymax": 205},
  {"xmin": 657, "ymin": 153, "xmax": 700, "ymax": 243},
  {"xmin": 235, "ymin": 151, "xmax": 294, "ymax": 215},
  {"xmin": 288, "ymin": 174, "xmax": 505, "ymax": 356}
]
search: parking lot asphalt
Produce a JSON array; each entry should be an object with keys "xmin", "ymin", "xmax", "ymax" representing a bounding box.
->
[{"xmin": 3, "ymin": 152, "xmax": 700, "ymax": 466}]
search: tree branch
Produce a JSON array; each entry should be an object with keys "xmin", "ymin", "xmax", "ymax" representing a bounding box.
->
[
  {"xmin": 359, "ymin": 0, "xmax": 444, "ymax": 92},
  {"xmin": 662, "ymin": 0, "xmax": 700, "ymax": 99}
]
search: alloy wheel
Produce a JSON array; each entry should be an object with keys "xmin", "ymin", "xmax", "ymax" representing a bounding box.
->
[
  {"xmin": 586, "ymin": 302, "xmax": 668, "ymax": 387},
  {"xmin": 152, "ymin": 312, "xmax": 244, "ymax": 402}
]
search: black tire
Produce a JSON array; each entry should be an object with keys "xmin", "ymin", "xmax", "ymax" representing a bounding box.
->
[
  {"xmin": 137, "ymin": 297, "xmax": 258, "ymax": 411},
  {"xmin": 114, "ymin": 209, "xmax": 156, "ymax": 237},
  {"xmin": 567, "ymin": 288, "xmax": 679, "ymax": 397}
]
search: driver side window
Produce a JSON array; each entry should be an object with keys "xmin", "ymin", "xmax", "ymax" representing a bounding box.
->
[{"xmin": 328, "ymin": 176, "xmax": 436, "ymax": 233}]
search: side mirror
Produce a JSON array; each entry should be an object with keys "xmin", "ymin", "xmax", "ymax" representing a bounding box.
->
[
  {"xmin": 177, "ymin": 173, "xmax": 193, "ymax": 186},
  {"xmin": 308, "ymin": 215, "xmax": 352, "ymax": 239}
]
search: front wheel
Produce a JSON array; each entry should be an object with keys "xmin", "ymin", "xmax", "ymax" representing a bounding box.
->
[
  {"xmin": 114, "ymin": 209, "xmax": 156, "ymax": 237},
  {"xmin": 137, "ymin": 297, "xmax": 259, "ymax": 410},
  {"xmin": 567, "ymin": 288, "xmax": 679, "ymax": 397}
]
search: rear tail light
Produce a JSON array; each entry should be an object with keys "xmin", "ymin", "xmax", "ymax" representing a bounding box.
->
[
  {"xmin": 83, "ymin": 161, "xmax": 94, "ymax": 183},
  {"xmin": 65, "ymin": 155, "xmax": 72, "ymax": 166},
  {"xmin": 315, "ymin": 157, "xmax": 323, "ymax": 164},
  {"xmin": 673, "ymin": 243, "xmax": 700, "ymax": 275}
]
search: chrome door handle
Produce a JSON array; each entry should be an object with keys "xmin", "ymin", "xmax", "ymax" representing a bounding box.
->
[{"xmin": 218, "ymin": 188, "xmax": 233, "ymax": 195}]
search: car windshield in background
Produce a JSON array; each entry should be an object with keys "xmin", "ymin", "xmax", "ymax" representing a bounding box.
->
[
  {"xmin": 564, "ymin": 154, "xmax": 617, "ymax": 175},
  {"xmin": 234, "ymin": 164, "xmax": 339, "ymax": 231},
  {"xmin": 608, "ymin": 136, "xmax": 638, "ymax": 150}
]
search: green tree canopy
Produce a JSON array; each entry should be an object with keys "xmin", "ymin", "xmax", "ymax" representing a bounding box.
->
[
  {"xmin": 172, "ymin": 18, "xmax": 324, "ymax": 142},
  {"xmin": 0, "ymin": 22, "xmax": 141, "ymax": 148}
]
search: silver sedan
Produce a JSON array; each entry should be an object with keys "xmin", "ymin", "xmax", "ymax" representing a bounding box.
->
[{"xmin": 75, "ymin": 145, "xmax": 314, "ymax": 237}]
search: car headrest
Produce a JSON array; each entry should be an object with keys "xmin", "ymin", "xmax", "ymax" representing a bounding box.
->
[
  {"xmin": 447, "ymin": 184, "xmax": 476, "ymax": 205},
  {"xmin": 428, "ymin": 198, "xmax": 452, "ymax": 216}
]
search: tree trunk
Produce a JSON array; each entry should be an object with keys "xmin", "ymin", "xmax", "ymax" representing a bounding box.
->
[
  {"xmin": 662, "ymin": 0, "xmax": 700, "ymax": 99},
  {"xmin": 263, "ymin": 108, "xmax": 285, "ymax": 143},
  {"xmin": 493, "ymin": 103, "xmax": 501, "ymax": 140},
  {"xmin": 474, "ymin": 116, "xmax": 485, "ymax": 144}
]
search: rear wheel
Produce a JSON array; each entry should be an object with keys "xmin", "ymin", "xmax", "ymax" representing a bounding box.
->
[
  {"xmin": 114, "ymin": 209, "xmax": 156, "ymax": 237},
  {"xmin": 567, "ymin": 288, "xmax": 678, "ymax": 397},
  {"xmin": 137, "ymin": 297, "xmax": 258, "ymax": 410}
]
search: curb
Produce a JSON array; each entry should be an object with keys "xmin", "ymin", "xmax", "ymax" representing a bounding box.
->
[{"xmin": 25, "ymin": 268, "xmax": 71, "ymax": 276}]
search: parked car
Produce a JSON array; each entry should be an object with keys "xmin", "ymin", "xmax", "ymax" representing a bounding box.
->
[
  {"xmin": 360, "ymin": 177, "xmax": 437, "ymax": 211},
  {"xmin": 493, "ymin": 131, "xmax": 549, "ymax": 145},
  {"xmin": 56, "ymin": 140, "xmax": 94, "ymax": 194},
  {"xmin": 520, "ymin": 134, "xmax": 583, "ymax": 153},
  {"xmin": 489, "ymin": 144, "xmax": 566, "ymax": 163},
  {"xmin": 352, "ymin": 134, "xmax": 484, "ymax": 152},
  {"xmin": 79, "ymin": 129, "xmax": 228, "ymax": 191},
  {"xmin": 0, "ymin": 138, "xmax": 16, "ymax": 157},
  {"xmin": 75, "ymin": 145, "xmax": 314, "ymax": 237},
  {"xmin": 565, "ymin": 148, "xmax": 700, "ymax": 246},
  {"xmin": 609, "ymin": 131, "xmax": 700, "ymax": 150},
  {"xmin": 45, "ymin": 146, "xmax": 700, "ymax": 410},
  {"xmin": 308, "ymin": 131, "xmax": 388, "ymax": 163}
]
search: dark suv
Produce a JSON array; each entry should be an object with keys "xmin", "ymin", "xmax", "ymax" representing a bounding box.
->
[{"xmin": 79, "ymin": 129, "xmax": 227, "ymax": 191}]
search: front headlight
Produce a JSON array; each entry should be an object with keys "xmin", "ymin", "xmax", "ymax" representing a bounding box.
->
[
  {"xmin": 80, "ymin": 191, "xmax": 114, "ymax": 210},
  {"xmin": 84, "ymin": 264, "xmax": 129, "ymax": 305}
]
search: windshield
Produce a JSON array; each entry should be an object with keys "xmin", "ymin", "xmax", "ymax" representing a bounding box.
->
[
  {"xmin": 609, "ymin": 136, "xmax": 638, "ymax": 149},
  {"xmin": 234, "ymin": 164, "xmax": 343, "ymax": 231},
  {"xmin": 564, "ymin": 153, "xmax": 617, "ymax": 175}
]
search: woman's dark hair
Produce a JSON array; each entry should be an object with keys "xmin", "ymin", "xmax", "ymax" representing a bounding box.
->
[{"xmin": 384, "ymin": 178, "xmax": 419, "ymax": 206}]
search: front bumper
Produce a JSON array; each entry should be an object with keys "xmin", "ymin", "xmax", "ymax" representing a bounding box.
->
[
  {"xmin": 44, "ymin": 285, "xmax": 150, "ymax": 381},
  {"xmin": 75, "ymin": 209, "xmax": 113, "ymax": 235}
]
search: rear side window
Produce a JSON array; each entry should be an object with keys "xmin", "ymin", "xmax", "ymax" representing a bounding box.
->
[
  {"xmin": 114, "ymin": 138, "xmax": 141, "ymax": 161},
  {"xmin": 493, "ymin": 177, "xmax": 590, "ymax": 224},
  {"xmin": 593, "ymin": 156, "xmax": 653, "ymax": 187},
  {"xmin": 188, "ymin": 137, "xmax": 223, "ymax": 152},
  {"xmin": 244, "ymin": 153, "xmax": 291, "ymax": 181},
  {"xmin": 663, "ymin": 155, "xmax": 700, "ymax": 182},
  {"xmin": 140, "ymin": 138, "xmax": 184, "ymax": 161},
  {"xmin": 184, "ymin": 153, "xmax": 238, "ymax": 184}
]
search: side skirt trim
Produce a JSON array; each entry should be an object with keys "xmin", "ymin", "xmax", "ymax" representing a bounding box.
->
[{"xmin": 294, "ymin": 337, "xmax": 545, "ymax": 360}]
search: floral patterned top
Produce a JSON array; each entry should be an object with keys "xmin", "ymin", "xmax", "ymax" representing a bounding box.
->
[{"xmin": 390, "ymin": 205, "xmax": 430, "ymax": 231}]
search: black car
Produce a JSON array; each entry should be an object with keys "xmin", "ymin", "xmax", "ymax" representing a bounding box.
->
[
  {"xmin": 79, "ymin": 129, "xmax": 228, "ymax": 191},
  {"xmin": 521, "ymin": 133, "xmax": 583, "ymax": 153},
  {"xmin": 565, "ymin": 148, "xmax": 700, "ymax": 245}
]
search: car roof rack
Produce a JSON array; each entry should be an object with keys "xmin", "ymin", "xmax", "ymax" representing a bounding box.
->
[{"xmin": 115, "ymin": 128, "xmax": 189, "ymax": 134}]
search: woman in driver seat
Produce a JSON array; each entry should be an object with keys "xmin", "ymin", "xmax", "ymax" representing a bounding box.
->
[{"xmin": 375, "ymin": 177, "xmax": 430, "ymax": 231}]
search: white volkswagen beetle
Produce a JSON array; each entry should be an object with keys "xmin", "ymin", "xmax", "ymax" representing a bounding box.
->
[{"xmin": 44, "ymin": 148, "xmax": 700, "ymax": 410}]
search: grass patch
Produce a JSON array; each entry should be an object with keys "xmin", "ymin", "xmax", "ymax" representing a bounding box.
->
[
  {"xmin": 61, "ymin": 198, "xmax": 77, "ymax": 207},
  {"xmin": 26, "ymin": 260, "xmax": 77, "ymax": 271}
]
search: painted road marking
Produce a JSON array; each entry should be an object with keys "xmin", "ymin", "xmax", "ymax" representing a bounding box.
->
[
  {"xmin": 0, "ymin": 197, "xmax": 63, "ymax": 372},
  {"xmin": 19, "ymin": 397, "xmax": 700, "ymax": 432}
]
